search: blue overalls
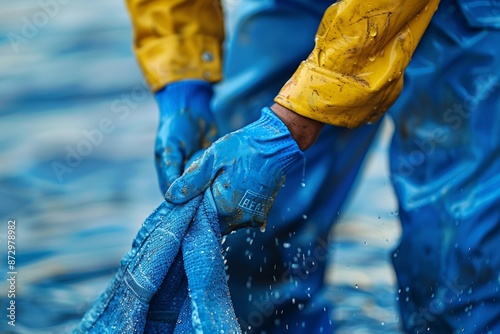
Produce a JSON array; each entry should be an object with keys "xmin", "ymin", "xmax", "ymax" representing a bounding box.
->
[{"xmin": 213, "ymin": 0, "xmax": 500, "ymax": 332}]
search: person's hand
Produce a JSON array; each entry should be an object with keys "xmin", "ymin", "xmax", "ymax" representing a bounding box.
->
[
  {"xmin": 165, "ymin": 107, "xmax": 303, "ymax": 234},
  {"xmin": 154, "ymin": 80, "xmax": 218, "ymax": 194}
]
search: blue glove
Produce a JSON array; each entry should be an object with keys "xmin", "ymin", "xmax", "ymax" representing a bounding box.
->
[
  {"xmin": 155, "ymin": 80, "xmax": 218, "ymax": 194},
  {"xmin": 165, "ymin": 107, "xmax": 303, "ymax": 234}
]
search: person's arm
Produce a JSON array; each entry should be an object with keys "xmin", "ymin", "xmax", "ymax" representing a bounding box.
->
[
  {"xmin": 273, "ymin": 0, "xmax": 440, "ymax": 148},
  {"xmin": 270, "ymin": 103, "xmax": 324, "ymax": 151},
  {"xmin": 126, "ymin": 0, "xmax": 225, "ymax": 194},
  {"xmin": 126, "ymin": 0, "xmax": 225, "ymax": 91}
]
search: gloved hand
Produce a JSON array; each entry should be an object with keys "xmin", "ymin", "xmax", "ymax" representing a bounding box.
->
[
  {"xmin": 155, "ymin": 80, "xmax": 218, "ymax": 194},
  {"xmin": 165, "ymin": 107, "xmax": 303, "ymax": 234}
]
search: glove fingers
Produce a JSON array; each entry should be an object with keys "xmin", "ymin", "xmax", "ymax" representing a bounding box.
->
[{"xmin": 165, "ymin": 150, "xmax": 218, "ymax": 204}]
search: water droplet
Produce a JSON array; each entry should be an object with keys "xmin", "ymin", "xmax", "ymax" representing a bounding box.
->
[
  {"xmin": 283, "ymin": 242, "xmax": 291, "ymax": 249},
  {"xmin": 381, "ymin": 321, "xmax": 385, "ymax": 326},
  {"xmin": 369, "ymin": 55, "xmax": 376, "ymax": 62},
  {"xmin": 300, "ymin": 155, "xmax": 307, "ymax": 188},
  {"xmin": 302, "ymin": 214, "xmax": 308, "ymax": 220},
  {"xmin": 369, "ymin": 28, "xmax": 377, "ymax": 37},
  {"xmin": 355, "ymin": 284, "xmax": 359, "ymax": 289}
]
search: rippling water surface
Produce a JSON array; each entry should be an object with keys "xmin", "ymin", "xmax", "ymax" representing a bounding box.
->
[{"xmin": 0, "ymin": 1, "xmax": 402, "ymax": 333}]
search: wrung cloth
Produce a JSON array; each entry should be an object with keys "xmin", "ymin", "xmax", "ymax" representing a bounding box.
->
[{"xmin": 74, "ymin": 191, "xmax": 241, "ymax": 333}]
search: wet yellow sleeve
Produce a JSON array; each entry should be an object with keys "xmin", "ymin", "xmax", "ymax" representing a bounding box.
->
[
  {"xmin": 126, "ymin": 0, "xmax": 224, "ymax": 92},
  {"xmin": 275, "ymin": 0, "xmax": 440, "ymax": 128}
]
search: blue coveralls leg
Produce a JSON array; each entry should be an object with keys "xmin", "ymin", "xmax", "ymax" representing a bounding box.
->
[
  {"xmin": 389, "ymin": 1, "xmax": 500, "ymax": 332},
  {"xmin": 212, "ymin": 1, "xmax": 379, "ymax": 333}
]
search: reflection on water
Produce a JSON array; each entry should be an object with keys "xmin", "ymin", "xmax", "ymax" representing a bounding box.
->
[{"xmin": 0, "ymin": 1, "xmax": 401, "ymax": 333}]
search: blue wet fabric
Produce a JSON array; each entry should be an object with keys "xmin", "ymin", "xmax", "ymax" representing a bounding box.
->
[
  {"xmin": 457, "ymin": 0, "xmax": 500, "ymax": 29},
  {"xmin": 74, "ymin": 192, "xmax": 241, "ymax": 334}
]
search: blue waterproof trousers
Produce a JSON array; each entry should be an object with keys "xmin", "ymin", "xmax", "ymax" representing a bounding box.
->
[
  {"xmin": 389, "ymin": 1, "xmax": 500, "ymax": 333},
  {"xmin": 213, "ymin": 0, "xmax": 500, "ymax": 333}
]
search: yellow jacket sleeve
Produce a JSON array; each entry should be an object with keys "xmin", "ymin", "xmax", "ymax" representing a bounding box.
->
[
  {"xmin": 126, "ymin": 0, "xmax": 224, "ymax": 92},
  {"xmin": 275, "ymin": 0, "xmax": 440, "ymax": 128}
]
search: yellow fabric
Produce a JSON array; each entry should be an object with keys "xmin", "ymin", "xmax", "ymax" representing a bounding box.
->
[
  {"xmin": 274, "ymin": 0, "xmax": 440, "ymax": 128},
  {"xmin": 126, "ymin": 0, "xmax": 224, "ymax": 92}
]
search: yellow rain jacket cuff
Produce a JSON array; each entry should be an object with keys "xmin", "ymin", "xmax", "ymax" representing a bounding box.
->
[
  {"xmin": 126, "ymin": 0, "xmax": 224, "ymax": 92},
  {"xmin": 275, "ymin": 0, "xmax": 440, "ymax": 128}
]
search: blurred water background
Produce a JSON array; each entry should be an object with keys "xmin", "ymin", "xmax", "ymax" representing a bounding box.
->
[{"xmin": 0, "ymin": 1, "xmax": 402, "ymax": 333}]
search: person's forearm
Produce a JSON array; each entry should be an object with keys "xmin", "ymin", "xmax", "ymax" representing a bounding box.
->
[{"xmin": 270, "ymin": 103, "xmax": 324, "ymax": 151}]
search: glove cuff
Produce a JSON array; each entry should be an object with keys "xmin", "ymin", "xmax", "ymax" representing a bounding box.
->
[
  {"xmin": 249, "ymin": 107, "xmax": 303, "ymax": 174},
  {"xmin": 155, "ymin": 80, "xmax": 213, "ymax": 119}
]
